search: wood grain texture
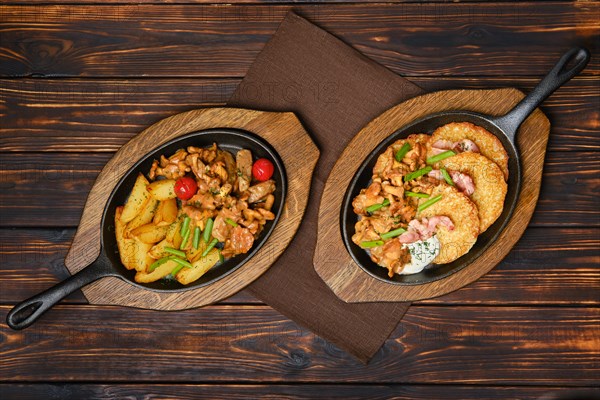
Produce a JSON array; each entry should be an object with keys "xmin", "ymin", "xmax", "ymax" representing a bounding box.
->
[
  {"xmin": 315, "ymin": 88, "xmax": 551, "ymax": 302},
  {"xmin": 0, "ymin": 4, "xmax": 598, "ymax": 78},
  {"xmin": 1, "ymin": 384, "xmax": 598, "ymax": 400},
  {"xmin": 62, "ymin": 108, "xmax": 318, "ymax": 310},
  {"xmin": 2, "ymin": 228, "xmax": 598, "ymax": 306},
  {"xmin": 2, "ymin": 150, "xmax": 597, "ymax": 228},
  {"xmin": 1, "ymin": 305, "xmax": 598, "ymax": 384},
  {"xmin": 1, "ymin": 77, "xmax": 596, "ymax": 153}
]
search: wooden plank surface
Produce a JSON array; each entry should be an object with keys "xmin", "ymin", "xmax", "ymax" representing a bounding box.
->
[
  {"xmin": 2, "ymin": 227, "xmax": 598, "ymax": 306},
  {"xmin": 1, "ymin": 384, "xmax": 598, "ymax": 400},
  {"xmin": 1, "ymin": 77, "xmax": 597, "ymax": 153},
  {"xmin": 0, "ymin": 4, "xmax": 598, "ymax": 78},
  {"xmin": 1, "ymin": 305, "xmax": 598, "ymax": 384}
]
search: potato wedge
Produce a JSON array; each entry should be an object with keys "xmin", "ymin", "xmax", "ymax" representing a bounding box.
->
[
  {"xmin": 147, "ymin": 179, "xmax": 177, "ymax": 201},
  {"xmin": 130, "ymin": 223, "xmax": 169, "ymax": 244},
  {"xmin": 121, "ymin": 173, "xmax": 151, "ymax": 223},
  {"xmin": 135, "ymin": 259, "xmax": 178, "ymax": 283},
  {"xmin": 115, "ymin": 206, "xmax": 136, "ymax": 270},
  {"xmin": 185, "ymin": 240, "xmax": 209, "ymax": 263},
  {"xmin": 127, "ymin": 197, "xmax": 159, "ymax": 234},
  {"xmin": 149, "ymin": 238, "xmax": 173, "ymax": 259},
  {"xmin": 153, "ymin": 198, "xmax": 178, "ymax": 225},
  {"xmin": 176, "ymin": 248, "xmax": 220, "ymax": 285}
]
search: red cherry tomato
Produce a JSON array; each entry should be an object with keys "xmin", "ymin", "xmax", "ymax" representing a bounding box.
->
[
  {"xmin": 174, "ymin": 176, "xmax": 198, "ymax": 200},
  {"xmin": 252, "ymin": 158, "xmax": 274, "ymax": 182}
]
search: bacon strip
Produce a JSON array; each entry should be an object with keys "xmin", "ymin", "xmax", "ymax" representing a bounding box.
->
[
  {"xmin": 432, "ymin": 139, "xmax": 480, "ymax": 154},
  {"xmin": 398, "ymin": 216, "xmax": 454, "ymax": 244}
]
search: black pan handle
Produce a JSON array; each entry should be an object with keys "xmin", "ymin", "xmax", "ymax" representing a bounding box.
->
[
  {"xmin": 6, "ymin": 252, "xmax": 116, "ymax": 330},
  {"xmin": 492, "ymin": 47, "xmax": 590, "ymax": 141}
]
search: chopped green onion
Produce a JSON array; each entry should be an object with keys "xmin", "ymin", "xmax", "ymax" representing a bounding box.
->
[
  {"xmin": 203, "ymin": 218, "xmax": 214, "ymax": 243},
  {"xmin": 193, "ymin": 227, "xmax": 201, "ymax": 250},
  {"xmin": 218, "ymin": 250, "xmax": 224, "ymax": 263},
  {"xmin": 441, "ymin": 167, "xmax": 454, "ymax": 186},
  {"xmin": 171, "ymin": 257, "xmax": 193, "ymax": 269},
  {"xmin": 360, "ymin": 240, "xmax": 384, "ymax": 248},
  {"xmin": 201, "ymin": 237, "xmax": 219, "ymax": 257},
  {"xmin": 225, "ymin": 218, "xmax": 238, "ymax": 227},
  {"xmin": 417, "ymin": 194, "xmax": 443, "ymax": 212},
  {"xmin": 170, "ymin": 264, "xmax": 184, "ymax": 276},
  {"xmin": 365, "ymin": 199, "xmax": 390, "ymax": 213},
  {"xmin": 180, "ymin": 216, "xmax": 191, "ymax": 236},
  {"xmin": 394, "ymin": 142, "xmax": 411, "ymax": 162},
  {"xmin": 149, "ymin": 256, "xmax": 174, "ymax": 272},
  {"xmin": 164, "ymin": 247, "xmax": 186, "ymax": 258},
  {"xmin": 380, "ymin": 227, "xmax": 407, "ymax": 240},
  {"xmin": 405, "ymin": 191, "xmax": 430, "ymax": 199},
  {"xmin": 404, "ymin": 166, "xmax": 433, "ymax": 182},
  {"xmin": 426, "ymin": 150, "xmax": 456, "ymax": 165}
]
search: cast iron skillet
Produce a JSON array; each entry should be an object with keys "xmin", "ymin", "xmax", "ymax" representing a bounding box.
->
[
  {"xmin": 7, "ymin": 128, "xmax": 287, "ymax": 330},
  {"xmin": 342, "ymin": 47, "xmax": 590, "ymax": 285}
]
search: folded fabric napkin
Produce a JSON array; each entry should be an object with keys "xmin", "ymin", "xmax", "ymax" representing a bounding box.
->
[{"xmin": 227, "ymin": 11, "xmax": 424, "ymax": 363}]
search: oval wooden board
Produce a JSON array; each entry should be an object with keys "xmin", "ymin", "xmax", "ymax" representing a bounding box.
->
[
  {"xmin": 64, "ymin": 107, "xmax": 319, "ymax": 310},
  {"xmin": 314, "ymin": 89, "xmax": 550, "ymax": 302}
]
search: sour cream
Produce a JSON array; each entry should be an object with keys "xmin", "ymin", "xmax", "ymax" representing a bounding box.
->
[{"xmin": 399, "ymin": 236, "xmax": 440, "ymax": 275}]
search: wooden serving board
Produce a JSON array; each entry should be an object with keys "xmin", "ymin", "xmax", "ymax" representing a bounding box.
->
[
  {"xmin": 64, "ymin": 107, "xmax": 319, "ymax": 310},
  {"xmin": 314, "ymin": 89, "xmax": 550, "ymax": 302}
]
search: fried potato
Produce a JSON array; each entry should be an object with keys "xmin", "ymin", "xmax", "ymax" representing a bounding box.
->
[
  {"xmin": 186, "ymin": 240, "xmax": 209, "ymax": 263},
  {"xmin": 431, "ymin": 122, "xmax": 509, "ymax": 180},
  {"xmin": 176, "ymin": 248, "xmax": 220, "ymax": 285},
  {"xmin": 440, "ymin": 152, "xmax": 507, "ymax": 233},
  {"xmin": 153, "ymin": 198, "xmax": 178, "ymax": 225},
  {"xmin": 417, "ymin": 184, "xmax": 479, "ymax": 264},
  {"xmin": 126, "ymin": 197, "xmax": 159, "ymax": 234},
  {"xmin": 147, "ymin": 179, "xmax": 177, "ymax": 200},
  {"xmin": 121, "ymin": 173, "xmax": 151, "ymax": 223},
  {"xmin": 130, "ymin": 223, "xmax": 169, "ymax": 244},
  {"xmin": 149, "ymin": 238, "xmax": 173, "ymax": 259},
  {"xmin": 135, "ymin": 259, "xmax": 178, "ymax": 283}
]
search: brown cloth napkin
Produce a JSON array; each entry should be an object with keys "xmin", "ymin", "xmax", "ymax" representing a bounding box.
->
[{"xmin": 227, "ymin": 12, "xmax": 424, "ymax": 363}]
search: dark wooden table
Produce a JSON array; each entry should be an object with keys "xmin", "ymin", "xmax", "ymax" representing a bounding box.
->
[{"xmin": 1, "ymin": 2, "xmax": 599, "ymax": 399}]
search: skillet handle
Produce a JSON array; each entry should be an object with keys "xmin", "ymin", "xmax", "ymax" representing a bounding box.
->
[
  {"xmin": 6, "ymin": 253, "xmax": 115, "ymax": 330},
  {"xmin": 493, "ymin": 47, "xmax": 590, "ymax": 141}
]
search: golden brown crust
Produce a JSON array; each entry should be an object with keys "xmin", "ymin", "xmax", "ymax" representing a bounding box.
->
[
  {"xmin": 431, "ymin": 122, "xmax": 509, "ymax": 180},
  {"xmin": 417, "ymin": 184, "xmax": 479, "ymax": 264},
  {"xmin": 439, "ymin": 152, "xmax": 507, "ymax": 233}
]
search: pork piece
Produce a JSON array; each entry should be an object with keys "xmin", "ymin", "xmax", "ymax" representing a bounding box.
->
[
  {"xmin": 212, "ymin": 208, "xmax": 239, "ymax": 242},
  {"xmin": 186, "ymin": 192, "xmax": 216, "ymax": 210},
  {"xmin": 398, "ymin": 216, "xmax": 455, "ymax": 244},
  {"xmin": 428, "ymin": 169, "xmax": 475, "ymax": 196},
  {"xmin": 222, "ymin": 226, "xmax": 255, "ymax": 258},
  {"xmin": 236, "ymin": 149, "xmax": 253, "ymax": 192},
  {"xmin": 247, "ymin": 180, "xmax": 276, "ymax": 203}
]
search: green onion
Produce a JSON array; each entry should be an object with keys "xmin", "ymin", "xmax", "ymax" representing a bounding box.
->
[
  {"xmin": 417, "ymin": 194, "xmax": 443, "ymax": 212},
  {"xmin": 365, "ymin": 199, "xmax": 390, "ymax": 213},
  {"xmin": 380, "ymin": 228, "xmax": 407, "ymax": 240},
  {"xmin": 218, "ymin": 250, "xmax": 224, "ymax": 263},
  {"xmin": 441, "ymin": 167, "xmax": 454, "ymax": 186},
  {"xmin": 180, "ymin": 216, "xmax": 191, "ymax": 236},
  {"xmin": 225, "ymin": 218, "xmax": 238, "ymax": 227},
  {"xmin": 426, "ymin": 150, "xmax": 456, "ymax": 165},
  {"xmin": 170, "ymin": 264, "xmax": 184, "ymax": 276},
  {"xmin": 149, "ymin": 256, "xmax": 174, "ymax": 272},
  {"xmin": 360, "ymin": 240, "xmax": 384, "ymax": 248},
  {"xmin": 201, "ymin": 238, "xmax": 219, "ymax": 257},
  {"xmin": 180, "ymin": 228, "xmax": 191, "ymax": 250},
  {"xmin": 164, "ymin": 247, "xmax": 186, "ymax": 258},
  {"xmin": 171, "ymin": 257, "xmax": 193, "ymax": 269},
  {"xmin": 193, "ymin": 227, "xmax": 201, "ymax": 250},
  {"xmin": 203, "ymin": 218, "xmax": 214, "ymax": 243},
  {"xmin": 404, "ymin": 166, "xmax": 433, "ymax": 182},
  {"xmin": 405, "ymin": 191, "xmax": 430, "ymax": 199},
  {"xmin": 394, "ymin": 142, "xmax": 411, "ymax": 162}
]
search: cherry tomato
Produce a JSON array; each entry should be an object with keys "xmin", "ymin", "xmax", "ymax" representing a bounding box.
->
[
  {"xmin": 174, "ymin": 176, "xmax": 198, "ymax": 200},
  {"xmin": 252, "ymin": 158, "xmax": 274, "ymax": 182}
]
